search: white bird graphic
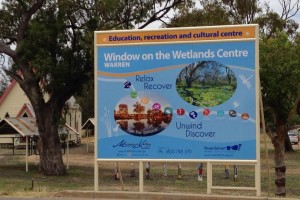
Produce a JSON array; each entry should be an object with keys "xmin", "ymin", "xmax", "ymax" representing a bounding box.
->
[
  {"xmin": 233, "ymin": 101, "xmax": 240, "ymax": 108},
  {"xmin": 239, "ymin": 74, "xmax": 253, "ymax": 89}
]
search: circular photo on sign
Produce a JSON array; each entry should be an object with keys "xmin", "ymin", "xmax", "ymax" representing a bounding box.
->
[
  {"xmin": 176, "ymin": 61, "xmax": 237, "ymax": 107},
  {"xmin": 114, "ymin": 91, "xmax": 173, "ymax": 137}
]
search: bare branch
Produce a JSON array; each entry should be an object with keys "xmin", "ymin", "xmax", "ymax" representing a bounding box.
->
[
  {"xmin": 138, "ymin": 0, "xmax": 184, "ymax": 29},
  {"xmin": 279, "ymin": 0, "xmax": 300, "ymax": 20}
]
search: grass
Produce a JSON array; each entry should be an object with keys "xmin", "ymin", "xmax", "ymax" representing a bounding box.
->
[
  {"xmin": 176, "ymin": 85, "xmax": 235, "ymax": 107},
  {"xmin": 0, "ymin": 160, "xmax": 94, "ymax": 197},
  {"xmin": 0, "ymin": 140, "xmax": 300, "ymax": 198}
]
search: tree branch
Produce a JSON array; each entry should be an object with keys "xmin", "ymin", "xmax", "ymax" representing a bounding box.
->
[
  {"xmin": 16, "ymin": 0, "xmax": 46, "ymax": 43},
  {"xmin": 138, "ymin": 0, "xmax": 184, "ymax": 29},
  {"xmin": 0, "ymin": 41, "xmax": 16, "ymax": 58},
  {"xmin": 279, "ymin": 0, "xmax": 300, "ymax": 20},
  {"xmin": 3, "ymin": 69, "xmax": 23, "ymax": 84}
]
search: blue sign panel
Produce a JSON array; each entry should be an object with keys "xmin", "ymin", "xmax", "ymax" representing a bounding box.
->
[{"xmin": 96, "ymin": 26, "xmax": 258, "ymax": 160}]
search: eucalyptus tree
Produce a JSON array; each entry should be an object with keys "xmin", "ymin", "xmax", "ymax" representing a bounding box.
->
[
  {"xmin": 0, "ymin": 0, "xmax": 185, "ymax": 175},
  {"xmin": 168, "ymin": 0, "xmax": 231, "ymax": 27},
  {"xmin": 255, "ymin": 0, "xmax": 299, "ymax": 39},
  {"xmin": 260, "ymin": 31, "xmax": 300, "ymax": 196},
  {"xmin": 222, "ymin": 0, "xmax": 262, "ymax": 23},
  {"xmin": 168, "ymin": 0, "xmax": 262, "ymax": 27},
  {"xmin": 256, "ymin": 0, "xmax": 300, "ymax": 196}
]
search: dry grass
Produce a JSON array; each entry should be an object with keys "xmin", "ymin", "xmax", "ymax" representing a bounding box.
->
[{"xmin": 0, "ymin": 136, "xmax": 299, "ymax": 198}]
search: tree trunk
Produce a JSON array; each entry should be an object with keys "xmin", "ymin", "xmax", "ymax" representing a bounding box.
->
[
  {"xmin": 36, "ymin": 107, "xmax": 66, "ymax": 176},
  {"xmin": 185, "ymin": 77, "xmax": 192, "ymax": 88},
  {"xmin": 284, "ymin": 134, "xmax": 294, "ymax": 152},
  {"xmin": 272, "ymin": 134, "xmax": 286, "ymax": 196}
]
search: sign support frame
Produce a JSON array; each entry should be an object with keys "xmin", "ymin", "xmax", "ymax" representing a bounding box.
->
[{"xmin": 94, "ymin": 24, "xmax": 260, "ymax": 196}]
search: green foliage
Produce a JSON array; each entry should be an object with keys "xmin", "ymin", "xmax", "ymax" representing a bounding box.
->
[
  {"xmin": 75, "ymin": 80, "xmax": 94, "ymax": 123},
  {"xmin": 222, "ymin": 0, "xmax": 262, "ymax": 24},
  {"xmin": 177, "ymin": 85, "xmax": 235, "ymax": 107},
  {"xmin": 168, "ymin": 1, "xmax": 231, "ymax": 27},
  {"xmin": 16, "ymin": 1, "xmax": 90, "ymax": 97},
  {"xmin": 1, "ymin": 0, "xmax": 185, "ymax": 123},
  {"xmin": 0, "ymin": 0, "xmax": 185, "ymax": 175},
  {"xmin": 169, "ymin": 0, "xmax": 263, "ymax": 27},
  {"xmin": 255, "ymin": 11, "xmax": 299, "ymax": 39},
  {"xmin": 260, "ymin": 31, "xmax": 300, "ymax": 122}
]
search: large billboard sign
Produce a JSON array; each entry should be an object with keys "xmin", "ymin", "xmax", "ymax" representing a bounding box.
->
[{"xmin": 95, "ymin": 25, "xmax": 259, "ymax": 161}]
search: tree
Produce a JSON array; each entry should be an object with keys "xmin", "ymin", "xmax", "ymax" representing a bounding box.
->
[
  {"xmin": 168, "ymin": 0, "xmax": 231, "ymax": 27},
  {"xmin": 257, "ymin": 0, "xmax": 300, "ymax": 196},
  {"xmin": 222, "ymin": 0, "xmax": 262, "ymax": 24},
  {"xmin": 0, "ymin": 0, "xmax": 185, "ymax": 175},
  {"xmin": 0, "ymin": 62, "xmax": 9, "ymax": 97},
  {"xmin": 255, "ymin": 0, "xmax": 299, "ymax": 39},
  {"xmin": 75, "ymin": 80, "xmax": 94, "ymax": 123},
  {"xmin": 133, "ymin": 102, "xmax": 145, "ymax": 115},
  {"xmin": 260, "ymin": 31, "xmax": 300, "ymax": 196},
  {"xmin": 178, "ymin": 61, "xmax": 208, "ymax": 88}
]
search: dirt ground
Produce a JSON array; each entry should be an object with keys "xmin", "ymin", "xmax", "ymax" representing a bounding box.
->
[{"xmin": 26, "ymin": 137, "xmax": 95, "ymax": 167}]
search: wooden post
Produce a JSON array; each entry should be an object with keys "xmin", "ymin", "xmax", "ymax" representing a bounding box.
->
[
  {"xmin": 163, "ymin": 162, "xmax": 168, "ymax": 177},
  {"xmin": 66, "ymin": 131, "xmax": 69, "ymax": 170},
  {"xmin": 25, "ymin": 136, "xmax": 28, "ymax": 172},
  {"xmin": 139, "ymin": 161, "xmax": 143, "ymax": 192},
  {"xmin": 12, "ymin": 137, "xmax": 15, "ymax": 155},
  {"xmin": 118, "ymin": 164, "xmax": 124, "ymax": 191},
  {"xmin": 260, "ymin": 82, "xmax": 270, "ymax": 196},
  {"xmin": 207, "ymin": 162, "xmax": 212, "ymax": 194},
  {"xmin": 114, "ymin": 162, "xmax": 119, "ymax": 180}
]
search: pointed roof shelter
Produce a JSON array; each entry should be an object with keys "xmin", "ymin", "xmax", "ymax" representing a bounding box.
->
[
  {"xmin": 0, "ymin": 117, "xmax": 39, "ymax": 137},
  {"xmin": 0, "ymin": 117, "xmax": 79, "ymax": 142},
  {"xmin": 0, "ymin": 72, "xmax": 82, "ymax": 172},
  {"xmin": 82, "ymin": 118, "xmax": 95, "ymax": 130},
  {"xmin": 81, "ymin": 118, "xmax": 95, "ymax": 153},
  {"xmin": 0, "ymin": 117, "xmax": 80, "ymax": 172}
]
